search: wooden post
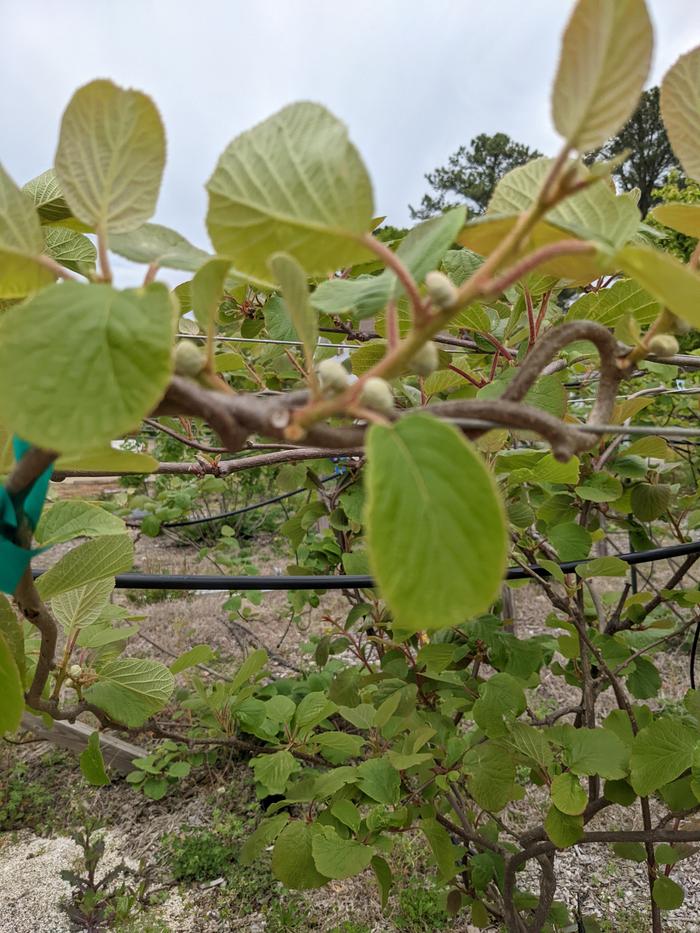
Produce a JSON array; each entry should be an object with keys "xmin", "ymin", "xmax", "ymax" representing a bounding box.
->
[{"xmin": 20, "ymin": 712, "xmax": 145, "ymax": 776}]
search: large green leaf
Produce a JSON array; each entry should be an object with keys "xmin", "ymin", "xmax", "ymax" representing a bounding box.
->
[
  {"xmin": 419, "ymin": 818, "xmax": 462, "ymax": 881},
  {"xmin": 464, "ymin": 742, "xmax": 516, "ymax": 812},
  {"xmin": 84, "ymin": 657, "xmax": 174, "ymax": 726},
  {"xmin": 269, "ymin": 253, "xmax": 318, "ymax": 365},
  {"xmin": 0, "ymin": 596, "xmax": 25, "ymax": 686},
  {"xmin": 364, "ymin": 414, "xmax": 507, "ymax": 633},
  {"xmin": 239, "ymin": 813, "xmax": 289, "ymax": 866},
  {"xmin": 43, "ymin": 226, "xmax": 96, "ymax": 275},
  {"xmin": 191, "ymin": 257, "xmax": 231, "ymax": 333},
  {"xmin": 311, "ymin": 827, "xmax": 374, "ymax": 880},
  {"xmin": 630, "ymin": 717, "xmax": 699, "ymax": 796},
  {"xmin": 79, "ymin": 731, "xmax": 110, "ymax": 786},
  {"xmin": 206, "ymin": 102, "xmax": 374, "ymax": 279},
  {"xmin": 557, "ymin": 726, "xmax": 629, "ymax": 779},
  {"xmin": 567, "ymin": 278, "xmax": 659, "ymax": 327},
  {"xmin": 489, "ymin": 158, "xmax": 640, "ymax": 250},
  {"xmin": 552, "ymin": 0, "xmax": 652, "ymax": 152},
  {"xmin": 51, "ymin": 578, "xmax": 115, "ymax": 631},
  {"xmin": 310, "ymin": 207, "xmax": 465, "ymax": 318},
  {"xmin": 0, "ymin": 631, "xmax": 23, "ymax": 732},
  {"xmin": 356, "ymin": 757, "xmax": 400, "ymax": 804},
  {"xmin": 35, "ymin": 501, "xmax": 126, "ymax": 547},
  {"xmin": 652, "ymin": 876, "xmax": 685, "ymax": 910},
  {"xmin": 472, "ymin": 673, "xmax": 526, "ymax": 738},
  {"xmin": 271, "ymin": 821, "xmax": 328, "ymax": 889},
  {"xmin": 551, "ymin": 772, "xmax": 588, "ymax": 815},
  {"xmin": 544, "ymin": 805, "xmax": 583, "ymax": 848},
  {"xmin": 616, "ymin": 245, "xmax": 700, "ymax": 328},
  {"xmin": 0, "ymin": 162, "xmax": 54, "ymax": 298},
  {"xmin": 36, "ymin": 535, "xmax": 134, "ymax": 600},
  {"xmin": 55, "ymin": 79, "xmax": 166, "ymax": 233},
  {"xmin": 54, "ymin": 447, "xmax": 160, "ymax": 474},
  {"xmin": 22, "ymin": 169, "xmax": 77, "ymax": 226},
  {"xmin": 250, "ymin": 750, "xmax": 300, "ymax": 795},
  {"xmin": 0, "ymin": 281, "xmax": 174, "ymax": 453},
  {"xmin": 651, "ymin": 203, "xmax": 700, "ymax": 238},
  {"xmin": 109, "ymin": 223, "xmax": 210, "ymax": 272},
  {"xmin": 661, "ymin": 48, "xmax": 700, "ymax": 182},
  {"xmin": 459, "ymin": 214, "xmax": 602, "ymax": 284}
]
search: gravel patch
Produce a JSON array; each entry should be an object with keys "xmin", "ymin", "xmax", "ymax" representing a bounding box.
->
[{"xmin": 0, "ymin": 830, "xmax": 137, "ymax": 933}]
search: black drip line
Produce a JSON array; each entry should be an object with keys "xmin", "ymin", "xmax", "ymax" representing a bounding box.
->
[{"xmin": 32, "ymin": 538, "xmax": 700, "ymax": 686}]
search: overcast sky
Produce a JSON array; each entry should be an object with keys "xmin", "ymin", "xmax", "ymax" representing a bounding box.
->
[{"xmin": 2, "ymin": 0, "xmax": 699, "ymax": 262}]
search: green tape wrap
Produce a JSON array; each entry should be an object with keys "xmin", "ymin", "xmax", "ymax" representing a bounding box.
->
[{"xmin": 0, "ymin": 438, "xmax": 53, "ymax": 594}]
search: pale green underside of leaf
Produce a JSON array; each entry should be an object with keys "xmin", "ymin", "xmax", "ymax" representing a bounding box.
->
[
  {"xmin": 269, "ymin": 252, "xmax": 318, "ymax": 359},
  {"xmin": 567, "ymin": 278, "xmax": 660, "ymax": 327},
  {"xmin": 488, "ymin": 158, "xmax": 641, "ymax": 251},
  {"xmin": 0, "ymin": 281, "xmax": 174, "ymax": 453},
  {"xmin": 311, "ymin": 207, "xmax": 465, "ymax": 319},
  {"xmin": 36, "ymin": 534, "xmax": 134, "ymax": 600},
  {"xmin": 51, "ymin": 577, "xmax": 115, "ymax": 630},
  {"xmin": 661, "ymin": 47, "xmax": 700, "ymax": 182},
  {"xmin": 84, "ymin": 657, "xmax": 174, "ymax": 726},
  {"xmin": 616, "ymin": 244, "xmax": 700, "ymax": 329},
  {"xmin": 0, "ymin": 162, "xmax": 55, "ymax": 298},
  {"xmin": 22, "ymin": 169, "xmax": 90, "ymax": 232},
  {"xmin": 651, "ymin": 202, "xmax": 700, "ymax": 238},
  {"xmin": 364, "ymin": 414, "xmax": 507, "ymax": 633},
  {"xmin": 206, "ymin": 101, "xmax": 375, "ymax": 280},
  {"xmin": 110, "ymin": 222, "xmax": 210, "ymax": 271},
  {"xmin": 552, "ymin": 0, "xmax": 652, "ymax": 152},
  {"xmin": 43, "ymin": 225, "xmax": 96, "ymax": 275},
  {"xmin": 55, "ymin": 79, "xmax": 166, "ymax": 233},
  {"xmin": 191, "ymin": 257, "xmax": 232, "ymax": 332}
]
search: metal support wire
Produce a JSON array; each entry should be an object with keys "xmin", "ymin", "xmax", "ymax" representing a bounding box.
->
[{"xmin": 161, "ymin": 473, "xmax": 338, "ymax": 528}]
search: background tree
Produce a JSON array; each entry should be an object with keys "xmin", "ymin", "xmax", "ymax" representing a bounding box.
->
[
  {"xmin": 649, "ymin": 169, "xmax": 700, "ymax": 261},
  {"xmin": 408, "ymin": 132, "xmax": 542, "ymax": 220},
  {"xmin": 586, "ymin": 87, "xmax": 679, "ymax": 216}
]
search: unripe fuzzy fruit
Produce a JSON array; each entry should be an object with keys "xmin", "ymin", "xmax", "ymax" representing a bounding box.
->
[
  {"xmin": 647, "ymin": 334, "xmax": 679, "ymax": 358},
  {"xmin": 69, "ymin": 664, "xmax": 82, "ymax": 680},
  {"xmin": 359, "ymin": 377, "xmax": 394, "ymax": 415},
  {"xmin": 409, "ymin": 341, "xmax": 439, "ymax": 376},
  {"xmin": 174, "ymin": 340, "xmax": 206, "ymax": 377},
  {"xmin": 317, "ymin": 358, "xmax": 350, "ymax": 396},
  {"xmin": 425, "ymin": 270, "xmax": 458, "ymax": 310}
]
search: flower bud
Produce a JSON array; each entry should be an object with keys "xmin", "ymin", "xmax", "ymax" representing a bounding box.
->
[
  {"xmin": 317, "ymin": 358, "xmax": 350, "ymax": 396},
  {"xmin": 69, "ymin": 664, "xmax": 82, "ymax": 680},
  {"xmin": 647, "ymin": 334, "xmax": 680, "ymax": 358},
  {"xmin": 425, "ymin": 270, "xmax": 458, "ymax": 310},
  {"xmin": 174, "ymin": 340, "xmax": 206, "ymax": 377},
  {"xmin": 359, "ymin": 377, "xmax": 394, "ymax": 415},
  {"xmin": 409, "ymin": 341, "xmax": 439, "ymax": 376}
]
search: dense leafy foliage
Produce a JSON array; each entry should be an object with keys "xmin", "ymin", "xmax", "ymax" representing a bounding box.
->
[{"xmin": 2, "ymin": 2, "xmax": 700, "ymax": 930}]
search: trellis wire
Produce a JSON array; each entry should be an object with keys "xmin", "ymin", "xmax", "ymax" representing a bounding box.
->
[{"xmin": 160, "ymin": 473, "xmax": 338, "ymax": 528}]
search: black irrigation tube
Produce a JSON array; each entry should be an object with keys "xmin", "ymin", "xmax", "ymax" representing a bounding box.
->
[
  {"xmin": 32, "ymin": 538, "xmax": 700, "ymax": 591},
  {"xmin": 31, "ymin": 539, "xmax": 700, "ymax": 686},
  {"xmin": 160, "ymin": 474, "xmax": 338, "ymax": 529}
]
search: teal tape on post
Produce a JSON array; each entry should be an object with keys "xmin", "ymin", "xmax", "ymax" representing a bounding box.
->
[{"xmin": 0, "ymin": 438, "xmax": 53, "ymax": 594}]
